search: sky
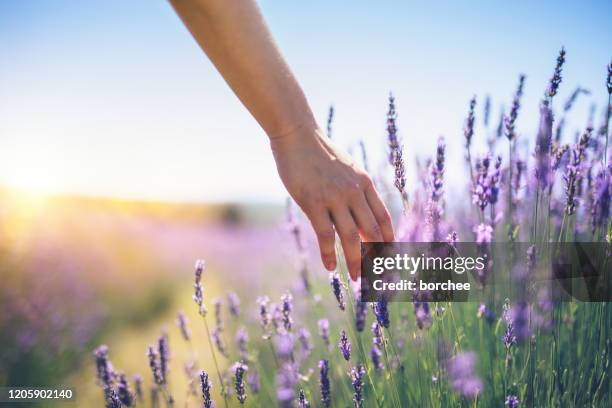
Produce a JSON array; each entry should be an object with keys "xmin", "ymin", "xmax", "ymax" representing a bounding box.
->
[{"xmin": 0, "ymin": 0, "xmax": 610, "ymax": 203}]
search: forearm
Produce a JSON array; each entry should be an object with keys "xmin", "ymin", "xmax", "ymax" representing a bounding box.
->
[{"xmin": 170, "ymin": 0, "xmax": 317, "ymax": 139}]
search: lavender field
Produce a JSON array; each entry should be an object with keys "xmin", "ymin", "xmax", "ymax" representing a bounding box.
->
[{"xmin": 87, "ymin": 51, "xmax": 611, "ymax": 407}]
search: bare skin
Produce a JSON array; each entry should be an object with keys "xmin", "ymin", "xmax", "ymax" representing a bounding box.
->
[{"xmin": 170, "ymin": 0, "xmax": 394, "ymax": 280}]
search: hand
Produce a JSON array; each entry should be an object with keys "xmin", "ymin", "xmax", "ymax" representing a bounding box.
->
[{"xmin": 271, "ymin": 124, "xmax": 395, "ymax": 280}]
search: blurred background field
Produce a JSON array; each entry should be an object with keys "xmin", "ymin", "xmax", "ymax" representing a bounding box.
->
[{"xmin": 0, "ymin": 188, "xmax": 311, "ymax": 406}]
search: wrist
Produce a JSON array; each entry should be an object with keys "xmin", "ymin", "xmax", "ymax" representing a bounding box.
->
[{"xmin": 266, "ymin": 113, "xmax": 319, "ymax": 143}]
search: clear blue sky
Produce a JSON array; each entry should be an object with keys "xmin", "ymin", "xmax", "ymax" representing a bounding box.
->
[{"xmin": 0, "ymin": 0, "xmax": 610, "ymax": 203}]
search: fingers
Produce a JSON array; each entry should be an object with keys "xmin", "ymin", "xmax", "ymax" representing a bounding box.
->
[
  {"xmin": 364, "ymin": 181, "xmax": 395, "ymax": 242},
  {"xmin": 308, "ymin": 209, "xmax": 337, "ymax": 271},
  {"xmin": 331, "ymin": 208, "xmax": 362, "ymax": 281},
  {"xmin": 350, "ymin": 194, "xmax": 383, "ymax": 242}
]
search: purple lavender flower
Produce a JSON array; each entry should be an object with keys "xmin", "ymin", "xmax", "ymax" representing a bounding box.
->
[
  {"xmin": 105, "ymin": 388, "xmax": 122, "ymax": 408},
  {"xmin": 373, "ymin": 298, "xmax": 390, "ymax": 328},
  {"xmin": 193, "ymin": 260, "xmax": 207, "ymax": 315},
  {"xmin": 227, "ymin": 292, "xmax": 240, "ymax": 318},
  {"xmin": 132, "ymin": 374, "xmax": 143, "ymax": 401},
  {"xmin": 387, "ymin": 93, "xmax": 400, "ymax": 165},
  {"xmin": 248, "ymin": 369, "xmax": 260, "ymax": 394},
  {"xmin": 117, "ymin": 373, "xmax": 134, "ymax": 407},
  {"xmin": 297, "ymin": 327, "xmax": 312, "ymax": 357},
  {"xmin": 281, "ymin": 292, "xmax": 293, "ymax": 332},
  {"xmin": 213, "ymin": 297, "xmax": 224, "ymax": 331},
  {"xmin": 505, "ymin": 74, "xmax": 526, "ymax": 140},
  {"xmin": 472, "ymin": 155, "xmax": 491, "ymax": 211},
  {"xmin": 233, "ymin": 361, "xmax": 248, "ymax": 404},
  {"xmin": 552, "ymin": 144, "xmax": 570, "ymax": 172},
  {"xmin": 393, "ymin": 147, "xmax": 407, "ymax": 196},
  {"xmin": 371, "ymin": 344, "xmax": 384, "ymax": 371},
  {"xmin": 353, "ymin": 286, "xmax": 367, "ymax": 332},
  {"xmin": 200, "ymin": 370, "xmax": 214, "ymax": 408},
  {"xmin": 319, "ymin": 360, "xmax": 331, "ymax": 407},
  {"xmin": 371, "ymin": 322, "xmax": 383, "ymax": 347},
  {"xmin": 329, "ymin": 272, "xmax": 346, "ymax": 311},
  {"xmin": 464, "ymin": 96, "xmax": 477, "ymax": 148},
  {"xmin": 607, "ymin": 60, "xmax": 612, "ymax": 94},
  {"xmin": 147, "ymin": 345, "xmax": 163, "ymax": 386},
  {"xmin": 446, "ymin": 231, "xmax": 458, "ymax": 246},
  {"xmin": 428, "ymin": 137, "xmax": 446, "ymax": 240},
  {"xmin": 318, "ymin": 319, "xmax": 330, "ymax": 347},
  {"xmin": 489, "ymin": 156, "xmax": 502, "ymax": 206},
  {"xmin": 94, "ymin": 345, "xmax": 114, "ymax": 390},
  {"xmin": 212, "ymin": 327, "xmax": 228, "ymax": 357},
  {"xmin": 298, "ymin": 389, "xmax": 310, "ymax": 408},
  {"xmin": 502, "ymin": 322, "xmax": 517, "ymax": 349},
  {"xmin": 158, "ymin": 333, "xmax": 170, "ymax": 384},
  {"xmin": 505, "ymin": 394, "xmax": 519, "ymax": 408},
  {"xmin": 535, "ymin": 102, "xmax": 553, "ymax": 189},
  {"xmin": 274, "ymin": 332, "xmax": 295, "ymax": 361},
  {"xmin": 496, "ymin": 107, "xmax": 505, "ymax": 138},
  {"xmin": 339, "ymin": 329, "xmax": 352, "ymax": 361},
  {"xmin": 483, "ymin": 95, "xmax": 491, "ymax": 127},
  {"xmin": 546, "ymin": 47, "xmax": 566, "ymax": 99},
  {"xmin": 350, "ymin": 364, "xmax": 366, "ymax": 408},
  {"xmin": 447, "ymin": 352, "xmax": 483, "ymax": 398},
  {"xmin": 326, "ymin": 105, "xmax": 334, "ymax": 139},
  {"xmin": 256, "ymin": 296, "xmax": 271, "ymax": 335},
  {"xmin": 276, "ymin": 363, "xmax": 298, "ymax": 408},
  {"xmin": 476, "ymin": 304, "xmax": 495, "ymax": 324},
  {"xmin": 236, "ymin": 327, "xmax": 249, "ymax": 361},
  {"xmin": 414, "ymin": 301, "xmax": 432, "ymax": 330},
  {"xmin": 176, "ymin": 312, "xmax": 191, "ymax": 342},
  {"xmin": 564, "ymin": 87, "xmax": 590, "ymax": 113},
  {"xmin": 564, "ymin": 157, "xmax": 579, "ymax": 215},
  {"xmin": 474, "ymin": 224, "xmax": 493, "ymax": 244},
  {"xmin": 591, "ymin": 167, "xmax": 611, "ymax": 232}
]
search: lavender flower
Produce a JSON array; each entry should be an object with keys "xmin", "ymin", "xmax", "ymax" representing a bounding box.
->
[
  {"xmin": 489, "ymin": 156, "xmax": 502, "ymax": 206},
  {"xmin": 505, "ymin": 74, "xmax": 526, "ymax": 140},
  {"xmin": 319, "ymin": 360, "xmax": 331, "ymax": 407},
  {"xmin": 105, "ymin": 388, "xmax": 122, "ymax": 408},
  {"xmin": 326, "ymin": 105, "xmax": 334, "ymax": 139},
  {"xmin": 414, "ymin": 301, "xmax": 432, "ymax": 329},
  {"xmin": 236, "ymin": 327, "xmax": 249, "ymax": 361},
  {"xmin": 496, "ymin": 107, "xmax": 505, "ymax": 139},
  {"xmin": 464, "ymin": 96, "xmax": 477, "ymax": 148},
  {"xmin": 193, "ymin": 260, "xmax": 207, "ymax": 316},
  {"xmin": 274, "ymin": 332, "xmax": 295, "ymax": 361},
  {"xmin": 564, "ymin": 156, "xmax": 580, "ymax": 215},
  {"xmin": 505, "ymin": 395, "xmax": 520, "ymax": 408},
  {"xmin": 552, "ymin": 144, "xmax": 570, "ymax": 172},
  {"xmin": 428, "ymin": 137, "xmax": 446, "ymax": 240},
  {"xmin": 350, "ymin": 364, "xmax": 366, "ymax": 408},
  {"xmin": 147, "ymin": 345, "xmax": 163, "ymax": 386},
  {"xmin": 276, "ymin": 363, "xmax": 298, "ymax": 408},
  {"xmin": 329, "ymin": 272, "xmax": 346, "ymax": 311},
  {"xmin": 371, "ymin": 344, "xmax": 384, "ymax": 371},
  {"xmin": 248, "ymin": 370, "xmax": 260, "ymax": 394},
  {"xmin": 387, "ymin": 93, "xmax": 400, "ymax": 164},
  {"xmin": 94, "ymin": 345, "xmax": 114, "ymax": 390},
  {"xmin": 373, "ymin": 298, "xmax": 390, "ymax": 328},
  {"xmin": 297, "ymin": 327, "xmax": 312, "ymax": 356},
  {"xmin": 447, "ymin": 352, "xmax": 483, "ymax": 398},
  {"xmin": 117, "ymin": 373, "xmax": 134, "ymax": 407},
  {"xmin": 233, "ymin": 361, "xmax": 248, "ymax": 404},
  {"xmin": 474, "ymin": 224, "xmax": 493, "ymax": 244},
  {"xmin": 200, "ymin": 371, "xmax": 214, "ymax": 408},
  {"xmin": 371, "ymin": 322, "xmax": 383, "ymax": 347},
  {"xmin": 132, "ymin": 374, "xmax": 143, "ymax": 401},
  {"xmin": 564, "ymin": 87, "xmax": 590, "ymax": 112},
  {"xmin": 339, "ymin": 329, "xmax": 351, "ymax": 361},
  {"xmin": 393, "ymin": 147, "xmax": 407, "ymax": 196},
  {"xmin": 228, "ymin": 292, "xmax": 240, "ymax": 318},
  {"xmin": 157, "ymin": 333, "xmax": 170, "ymax": 384},
  {"xmin": 353, "ymin": 285, "xmax": 367, "ymax": 332},
  {"xmin": 546, "ymin": 47, "xmax": 566, "ymax": 99},
  {"xmin": 281, "ymin": 292, "xmax": 293, "ymax": 332},
  {"xmin": 483, "ymin": 95, "xmax": 491, "ymax": 127},
  {"xmin": 212, "ymin": 327, "xmax": 228, "ymax": 357},
  {"xmin": 176, "ymin": 312, "xmax": 191, "ymax": 342},
  {"xmin": 591, "ymin": 167, "xmax": 611, "ymax": 232},
  {"xmin": 298, "ymin": 389, "xmax": 310, "ymax": 408},
  {"xmin": 213, "ymin": 297, "xmax": 223, "ymax": 331},
  {"xmin": 535, "ymin": 102, "xmax": 553, "ymax": 189},
  {"xmin": 607, "ymin": 60, "xmax": 612, "ymax": 94},
  {"xmin": 318, "ymin": 319, "xmax": 330, "ymax": 347},
  {"xmin": 256, "ymin": 296, "xmax": 271, "ymax": 335},
  {"xmin": 472, "ymin": 155, "xmax": 492, "ymax": 211}
]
